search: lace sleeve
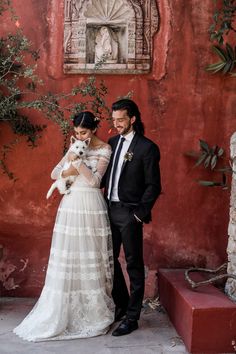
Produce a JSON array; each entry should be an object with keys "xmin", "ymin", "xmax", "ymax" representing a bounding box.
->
[
  {"xmin": 72, "ymin": 145, "xmax": 112, "ymax": 188},
  {"xmin": 50, "ymin": 152, "xmax": 69, "ymax": 180}
]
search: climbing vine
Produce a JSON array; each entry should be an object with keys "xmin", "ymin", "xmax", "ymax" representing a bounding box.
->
[{"xmin": 0, "ymin": 1, "xmax": 114, "ymax": 179}]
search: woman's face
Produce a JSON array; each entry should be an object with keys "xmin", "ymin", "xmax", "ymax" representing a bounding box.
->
[{"xmin": 74, "ymin": 126, "xmax": 94, "ymax": 141}]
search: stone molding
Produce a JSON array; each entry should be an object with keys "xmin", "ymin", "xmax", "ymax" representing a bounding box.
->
[
  {"xmin": 64, "ymin": 0, "xmax": 159, "ymax": 74},
  {"xmin": 225, "ymin": 132, "xmax": 236, "ymax": 301}
]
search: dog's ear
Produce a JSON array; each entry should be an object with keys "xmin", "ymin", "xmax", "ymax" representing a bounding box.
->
[
  {"xmin": 84, "ymin": 138, "xmax": 91, "ymax": 146},
  {"xmin": 70, "ymin": 136, "xmax": 76, "ymax": 144}
]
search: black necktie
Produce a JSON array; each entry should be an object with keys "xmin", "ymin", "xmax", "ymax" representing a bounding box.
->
[{"xmin": 108, "ymin": 137, "xmax": 125, "ymax": 203}]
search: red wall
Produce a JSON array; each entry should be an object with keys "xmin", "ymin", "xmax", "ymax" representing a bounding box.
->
[{"xmin": 1, "ymin": 0, "xmax": 235, "ymax": 297}]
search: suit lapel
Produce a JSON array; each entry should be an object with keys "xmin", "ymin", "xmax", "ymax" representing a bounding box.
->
[{"xmin": 120, "ymin": 133, "xmax": 139, "ymax": 174}]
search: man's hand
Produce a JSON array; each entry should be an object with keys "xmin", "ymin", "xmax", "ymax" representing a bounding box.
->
[{"xmin": 61, "ymin": 165, "xmax": 78, "ymax": 178}]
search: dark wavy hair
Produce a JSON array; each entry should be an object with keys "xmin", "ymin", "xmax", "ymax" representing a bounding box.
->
[
  {"xmin": 72, "ymin": 111, "xmax": 99, "ymax": 130},
  {"xmin": 112, "ymin": 99, "xmax": 145, "ymax": 135}
]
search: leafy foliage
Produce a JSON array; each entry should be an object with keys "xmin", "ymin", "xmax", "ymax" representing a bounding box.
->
[
  {"xmin": 207, "ymin": 0, "xmax": 236, "ymax": 75},
  {"xmin": 205, "ymin": 43, "xmax": 236, "ymax": 74},
  {"xmin": 0, "ymin": 1, "xmax": 116, "ymax": 179},
  {"xmin": 185, "ymin": 139, "xmax": 232, "ymax": 189},
  {"xmin": 0, "ymin": 0, "xmax": 11, "ymax": 15},
  {"xmin": 209, "ymin": 0, "xmax": 236, "ymax": 45},
  {"xmin": 0, "ymin": 30, "xmax": 46, "ymax": 145}
]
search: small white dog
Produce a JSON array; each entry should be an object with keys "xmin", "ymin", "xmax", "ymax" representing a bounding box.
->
[{"xmin": 46, "ymin": 137, "xmax": 90, "ymax": 199}]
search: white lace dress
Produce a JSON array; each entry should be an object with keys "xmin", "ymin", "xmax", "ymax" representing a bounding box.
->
[{"xmin": 14, "ymin": 145, "xmax": 115, "ymax": 341}]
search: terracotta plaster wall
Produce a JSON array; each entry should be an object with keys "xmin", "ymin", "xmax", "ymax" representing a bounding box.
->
[{"xmin": 0, "ymin": 0, "xmax": 235, "ymax": 297}]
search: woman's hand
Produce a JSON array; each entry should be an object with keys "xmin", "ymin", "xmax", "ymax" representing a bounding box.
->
[
  {"xmin": 61, "ymin": 165, "xmax": 78, "ymax": 178},
  {"xmin": 67, "ymin": 152, "xmax": 78, "ymax": 162}
]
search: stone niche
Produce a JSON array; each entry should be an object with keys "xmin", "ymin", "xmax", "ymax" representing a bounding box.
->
[{"xmin": 64, "ymin": 0, "xmax": 159, "ymax": 74}]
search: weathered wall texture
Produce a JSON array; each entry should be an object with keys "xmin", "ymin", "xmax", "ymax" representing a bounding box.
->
[{"xmin": 1, "ymin": 0, "xmax": 235, "ymax": 297}]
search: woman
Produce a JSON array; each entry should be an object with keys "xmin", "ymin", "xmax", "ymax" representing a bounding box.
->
[{"xmin": 14, "ymin": 111, "xmax": 114, "ymax": 341}]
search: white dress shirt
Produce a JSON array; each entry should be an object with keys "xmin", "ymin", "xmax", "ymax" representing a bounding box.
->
[{"xmin": 108, "ymin": 130, "xmax": 135, "ymax": 202}]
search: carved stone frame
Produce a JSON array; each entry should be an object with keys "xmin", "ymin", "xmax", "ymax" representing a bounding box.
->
[{"xmin": 64, "ymin": 0, "xmax": 159, "ymax": 74}]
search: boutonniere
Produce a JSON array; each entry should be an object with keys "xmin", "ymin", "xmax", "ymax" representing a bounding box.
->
[{"xmin": 124, "ymin": 151, "xmax": 134, "ymax": 162}]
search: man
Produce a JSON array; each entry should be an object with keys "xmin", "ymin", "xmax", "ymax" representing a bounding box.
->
[{"xmin": 104, "ymin": 99, "xmax": 161, "ymax": 336}]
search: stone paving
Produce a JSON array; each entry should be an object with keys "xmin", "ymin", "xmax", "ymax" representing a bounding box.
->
[{"xmin": 0, "ymin": 297, "xmax": 189, "ymax": 354}]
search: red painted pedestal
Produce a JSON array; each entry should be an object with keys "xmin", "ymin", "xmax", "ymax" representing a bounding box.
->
[{"xmin": 158, "ymin": 269, "xmax": 236, "ymax": 353}]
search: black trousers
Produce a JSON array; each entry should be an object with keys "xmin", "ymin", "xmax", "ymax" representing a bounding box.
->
[{"xmin": 108, "ymin": 202, "xmax": 144, "ymax": 320}]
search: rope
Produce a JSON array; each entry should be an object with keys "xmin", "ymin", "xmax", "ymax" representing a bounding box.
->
[{"xmin": 184, "ymin": 263, "xmax": 236, "ymax": 289}]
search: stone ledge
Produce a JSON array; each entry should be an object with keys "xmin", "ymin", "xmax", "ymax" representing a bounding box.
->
[{"xmin": 158, "ymin": 269, "xmax": 236, "ymax": 353}]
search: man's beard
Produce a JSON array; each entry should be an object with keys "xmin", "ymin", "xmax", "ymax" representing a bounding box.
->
[{"xmin": 120, "ymin": 120, "xmax": 132, "ymax": 135}]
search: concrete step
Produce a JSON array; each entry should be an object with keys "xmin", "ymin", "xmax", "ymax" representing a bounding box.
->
[
  {"xmin": 0, "ymin": 297, "xmax": 189, "ymax": 354},
  {"xmin": 158, "ymin": 269, "xmax": 236, "ymax": 353}
]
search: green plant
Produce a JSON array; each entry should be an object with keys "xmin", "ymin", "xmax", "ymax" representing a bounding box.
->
[
  {"xmin": 205, "ymin": 43, "xmax": 236, "ymax": 74},
  {"xmin": 185, "ymin": 139, "xmax": 233, "ymax": 188},
  {"xmin": 0, "ymin": 1, "xmax": 133, "ymax": 180},
  {"xmin": 0, "ymin": 30, "xmax": 46, "ymax": 141},
  {"xmin": 209, "ymin": 0, "xmax": 236, "ymax": 44},
  {"xmin": 0, "ymin": 1, "xmax": 113, "ymax": 179},
  {"xmin": 206, "ymin": 0, "xmax": 236, "ymax": 75}
]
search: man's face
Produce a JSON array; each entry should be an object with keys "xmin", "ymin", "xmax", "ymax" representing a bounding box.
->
[{"xmin": 112, "ymin": 109, "xmax": 136, "ymax": 136}]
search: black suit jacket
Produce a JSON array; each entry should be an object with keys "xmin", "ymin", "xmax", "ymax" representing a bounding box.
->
[{"xmin": 104, "ymin": 133, "xmax": 161, "ymax": 223}]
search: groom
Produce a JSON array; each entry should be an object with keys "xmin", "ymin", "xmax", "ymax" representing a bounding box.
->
[{"xmin": 104, "ymin": 99, "xmax": 161, "ymax": 336}]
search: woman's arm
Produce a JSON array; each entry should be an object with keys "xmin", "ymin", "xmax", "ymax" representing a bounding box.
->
[
  {"xmin": 61, "ymin": 164, "xmax": 78, "ymax": 178},
  {"xmin": 72, "ymin": 146, "xmax": 111, "ymax": 187},
  {"xmin": 50, "ymin": 151, "xmax": 79, "ymax": 179},
  {"xmin": 50, "ymin": 155, "xmax": 68, "ymax": 180}
]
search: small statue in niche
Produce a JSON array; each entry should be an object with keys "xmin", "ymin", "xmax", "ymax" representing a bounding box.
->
[{"xmin": 94, "ymin": 26, "xmax": 118, "ymax": 63}]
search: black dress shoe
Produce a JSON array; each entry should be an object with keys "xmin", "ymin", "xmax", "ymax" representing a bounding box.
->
[
  {"xmin": 112, "ymin": 318, "xmax": 138, "ymax": 336},
  {"xmin": 114, "ymin": 308, "xmax": 127, "ymax": 322}
]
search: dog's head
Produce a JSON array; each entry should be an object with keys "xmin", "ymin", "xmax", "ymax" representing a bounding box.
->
[{"xmin": 69, "ymin": 136, "xmax": 90, "ymax": 157}]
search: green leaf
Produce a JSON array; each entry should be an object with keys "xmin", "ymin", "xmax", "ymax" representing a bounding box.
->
[
  {"xmin": 205, "ymin": 62, "xmax": 226, "ymax": 73},
  {"xmin": 209, "ymin": 24, "xmax": 216, "ymax": 33},
  {"xmin": 226, "ymin": 42, "xmax": 235, "ymax": 61},
  {"xmin": 210, "ymin": 145, "xmax": 217, "ymax": 154},
  {"xmin": 222, "ymin": 60, "xmax": 233, "ymax": 74},
  {"xmin": 205, "ymin": 61, "xmax": 225, "ymax": 70},
  {"xmin": 198, "ymin": 180, "xmax": 221, "ymax": 187},
  {"xmin": 204, "ymin": 155, "xmax": 212, "ymax": 168},
  {"xmin": 213, "ymin": 11, "xmax": 219, "ymax": 22},
  {"xmin": 217, "ymin": 147, "xmax": 224, "ymax": 156},
  {"xmin": 212, "ymin": 45, "xmax": 227, "ymax": 61},
  {"xmin": 211, "ymin": 154, "xmax": 217, "ymax": 169},
  {"xmin": 199, "ymin": 139, "xmax": 210, "ymax": 152},
  {"xmin": 216, "ymin": 166, "xmax": 232, "ymax": 173},
  {"xmin": 195, "ymin": 152, "xmax": 207, "ymax": 167},
  {"xmin": 212, "ymin": 63, "xmax": 227, "ymax": 73}
]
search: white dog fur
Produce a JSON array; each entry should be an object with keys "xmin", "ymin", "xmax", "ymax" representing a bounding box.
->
[{"xmin": 46, "ymin": 137, "xmax": 90, "ymax": 199}]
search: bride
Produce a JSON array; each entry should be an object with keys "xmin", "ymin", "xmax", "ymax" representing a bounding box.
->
[{"xmin": 14, "ymin": 111, "xmax": 115, "ymax": 341}]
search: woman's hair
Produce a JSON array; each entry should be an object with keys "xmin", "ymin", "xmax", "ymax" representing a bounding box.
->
[
  {"xmin": 72, "ymin": 111, "xmax": 99, "ymax": 130},
  {"xmin": 111, "ymin": 99, "xmax": 145, "ymax": 135}
]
